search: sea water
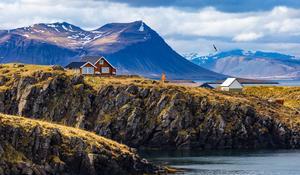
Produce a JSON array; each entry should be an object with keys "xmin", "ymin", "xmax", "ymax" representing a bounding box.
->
[
  {"xmin": 141, "ymin": 150, "xmax": 300, "ymax": 175},
  {"xmin": 195, "ymin": 80, "xmax": 300, "ymax": 87}
]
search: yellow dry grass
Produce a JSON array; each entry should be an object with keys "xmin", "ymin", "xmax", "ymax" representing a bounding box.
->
[
  {"xmin": 244, "ymin": 86, "xmax": 300, "ymax": 110},
  {"xmin": 0, "ymin": 63, "xmax": 73, "ymax": 77},
  {"xmin": 0, "ymin": 63, "xmax": 74, "ymax": 91},
  {"xmin": 0, "ymin": 64, "xmax": 299, "ymax": 127},
  {"xmin": 84, "ymin": 75, "xmax": 158, "ymax": 89},
  {"xmin": 0, "ymin": 113, "xmax": 132, "ymax": 155}
]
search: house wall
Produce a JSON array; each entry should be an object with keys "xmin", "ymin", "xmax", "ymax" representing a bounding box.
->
[
  {"xmin": 80, "ymin": 63, "xmax": 95, "ymax": 75},
  {"xmin": 94, "ymin": 59, "xmax": 116, "ymax": 76},
  {"xmin": 221, "ymin": 87, "xmax": 230, "ymax": 91},
  {"xmin": 230, "ymin": 80, "xmax": 243, "ymax": 89},
  {"xmin": 221, "ymin": 87, "xmax": 243, "ymax": 92}
]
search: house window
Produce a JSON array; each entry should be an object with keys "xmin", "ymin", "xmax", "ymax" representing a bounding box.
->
[
  {"xmin": 99, "ymin": 60, "xmax": 104, "ymax": 65},
  {"xmin": 101, "ymin": 67, "xmax": 110, "ymax": 73},
  {"xmin": 82, "ymin": 67, "xmax": 94, "ymax": 74}
]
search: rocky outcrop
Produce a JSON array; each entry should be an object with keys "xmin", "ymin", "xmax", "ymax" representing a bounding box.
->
[
  {"xmin": 0, "ymin": 69, "xmax": 300, "ymax": 150},
  {"xmin": 0, "ymin": 113, "xmax": 163, "ymax": 175}
]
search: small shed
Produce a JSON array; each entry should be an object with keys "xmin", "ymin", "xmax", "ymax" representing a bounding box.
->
[
  {"xmin": 199, "ymin": 83, "xmax": 214, "ymax": 89},
  {"xmin": 220, "ymin": 78, "xmax": 243, "ymax": 92}
]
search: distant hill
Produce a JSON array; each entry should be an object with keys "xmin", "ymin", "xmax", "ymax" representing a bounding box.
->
[
  {"xmin": 0, "ymin": 21, "xmax": 225, "ymax": 80},
  {"xmin": 185, "ymin": 49, "xmax": 300, "ymax": 80}
]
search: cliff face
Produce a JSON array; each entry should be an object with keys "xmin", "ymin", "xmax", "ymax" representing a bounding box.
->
[
  {"xmin": 0, "ymin": 114, "xmax": 161, "ymax": 175},
  {"xmin": 0, "ymin": 64, "xmax": 300, "ymax": 150}
]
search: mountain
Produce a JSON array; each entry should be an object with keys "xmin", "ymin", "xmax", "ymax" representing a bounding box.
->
[
  {"xmin": 0, "ymin": 21, "xmax": 225, "ymax": 80},
  {"xmin": 185, "ymin": 49, "xmax": 300, "ymax": 79}
]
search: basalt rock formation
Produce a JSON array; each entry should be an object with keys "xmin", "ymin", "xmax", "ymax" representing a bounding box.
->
[
  {"xmin": 0, "ymin": 113, "xmax": 163, "ymax": 175},
  {"xmin": 0, "ymin": 64, "xmax": 300, "ymax": 150}
]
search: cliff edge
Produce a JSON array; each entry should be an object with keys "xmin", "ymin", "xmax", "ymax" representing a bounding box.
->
[{"xmin": 0, "ymin": 64, "xmax": 300, "ymax": 150}]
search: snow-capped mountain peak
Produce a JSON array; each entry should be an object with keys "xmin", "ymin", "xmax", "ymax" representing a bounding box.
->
[{"xmin": 184, "ymin": 49, "xmax": 300, "ymax": 80}]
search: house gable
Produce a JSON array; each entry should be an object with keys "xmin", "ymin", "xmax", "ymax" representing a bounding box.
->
[
  {"xmin": 80, "ymin": 62, "xmax": 96, "ymax": 75},
  {"xmin": 229, "ymin": 80, "xmax": 243, "ymax": 89},
  {"xmin": 80, "ymin": 61, "xmax": 97, "ymax": 68},
  {"xmin": 94, "ymin": 57, "xmax": 116, "ymax": 75},
  {"xmin": 221, "ymin": 78, "xmax": 243, "ymax": 88},
  {"xmin": 94, "ymin": 57, "xmax": 116, "ymax": 69}
]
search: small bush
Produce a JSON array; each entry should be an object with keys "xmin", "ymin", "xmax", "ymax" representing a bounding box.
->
[
  {"xmin": 52, "ymin": 65, "xmax": 65, "ymax": 71},
  {"xmin": 13, "ymin": 64, "xmax": 25, "ymax": 68}
]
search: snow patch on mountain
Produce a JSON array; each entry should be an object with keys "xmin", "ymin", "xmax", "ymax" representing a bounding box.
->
[
  {"xmin": 62, "ymin": 25, "xmax": 68, "ymax": 31},
  {"xmin": 138, "ymin": 22, "xmax": 144, "ymax": 32},
  {"xmin": 47, "ymin": 24, "xmax": 56, "ymax": 28}
]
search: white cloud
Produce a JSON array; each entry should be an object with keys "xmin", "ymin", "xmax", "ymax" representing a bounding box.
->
[
  {"xmin": 168, "ymin": 37, "xmax": 300, "ymax": 57},
  {"xmin": 233, "ymin": 32, "xmax": 263, "ymax": 42},
  {"xmin": 0, "ymin": 1, "xmax": 300, "ymax": 55}
]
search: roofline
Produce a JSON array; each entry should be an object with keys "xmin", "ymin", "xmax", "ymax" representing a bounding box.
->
[
  {"xmin": 94, "ymin": 56, "xmax": 116, "ymax": 69},
  {"xmin": 65, "ymin": 62, "xmax": 86, "ymax": 68},
  {"xmin": 220, "ymin": 78, "xmax": 243, "ymax": 87},
  {"xmin": 80, "ymin": 61, "xmax": 97, "ymax": 68}
]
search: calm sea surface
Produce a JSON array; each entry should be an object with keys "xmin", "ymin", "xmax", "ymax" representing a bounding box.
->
[
  {"xmin": 140, "ymin": 150, "xmax": 300, "ymax": 175},
  {"xmin": 195, "ymin": 80, "xmax": 300, "ymax": 86},
  {"xmin": 276, "ymin": 80, "xmax": 300, "ymax": 86}
]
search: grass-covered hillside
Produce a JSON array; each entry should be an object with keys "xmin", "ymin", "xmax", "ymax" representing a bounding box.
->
[
  {"xmin": 0, "ymin": 113, "xmax": 163, "ymax": 175},
  {"xmin": 0, "ymin": 63, "xmax": 300, "ymax": 150},
  {"xmin": 0, "ymin": 63, "xmax": 156, "ymax": 90},
  {"xmin": 244, "ymin": 87, "xmax": 300, "ymax": 110}
]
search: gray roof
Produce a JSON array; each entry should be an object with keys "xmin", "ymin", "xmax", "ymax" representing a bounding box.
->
[
  {"xmin": 81, "ymin": 56, "xmax": 103, "ymax": 64},
  {"xmin": 65, "ymin": 62, "xmax": 86, "ymax": 69},
  {"xmin": 220, "ymin": 78, "xmax": 238, "ymax": 87},
  {"xmin": 199, "ymin": 83, "xmax": 214, "ymax": 89}
]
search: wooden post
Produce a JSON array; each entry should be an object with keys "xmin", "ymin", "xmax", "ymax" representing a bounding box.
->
[{"xmin": 161, "ymin": 72, "xmax": 166, "ymax": 84}]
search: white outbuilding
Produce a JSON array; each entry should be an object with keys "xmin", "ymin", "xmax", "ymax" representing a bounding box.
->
[{"xmin": 220, "ymin": 78, "xmax": 243, "ymax": 92}]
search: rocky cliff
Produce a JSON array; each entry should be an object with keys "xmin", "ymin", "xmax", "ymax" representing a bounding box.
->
[
  {"xmin": 0, "ymin": 64, "xmax": 300, "ymax": 150},
  {"xmin": 0, "ymin": 113, "xmax": 164, "ymax": 175}
]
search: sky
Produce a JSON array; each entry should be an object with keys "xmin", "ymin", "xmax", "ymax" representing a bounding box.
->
[{"xmin": 1, "ymin": 0, "xmax": 300, "ymax": 56}]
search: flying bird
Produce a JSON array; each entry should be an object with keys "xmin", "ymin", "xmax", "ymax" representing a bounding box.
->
[{"xmin": 213, "ymin": 44, "xmax": 218, "ymax": 52}]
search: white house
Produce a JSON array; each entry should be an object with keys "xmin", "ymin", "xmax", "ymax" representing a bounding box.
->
[{"xmin": 220, "ymin": 78, "xmax": 243, "ymax": 92}]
